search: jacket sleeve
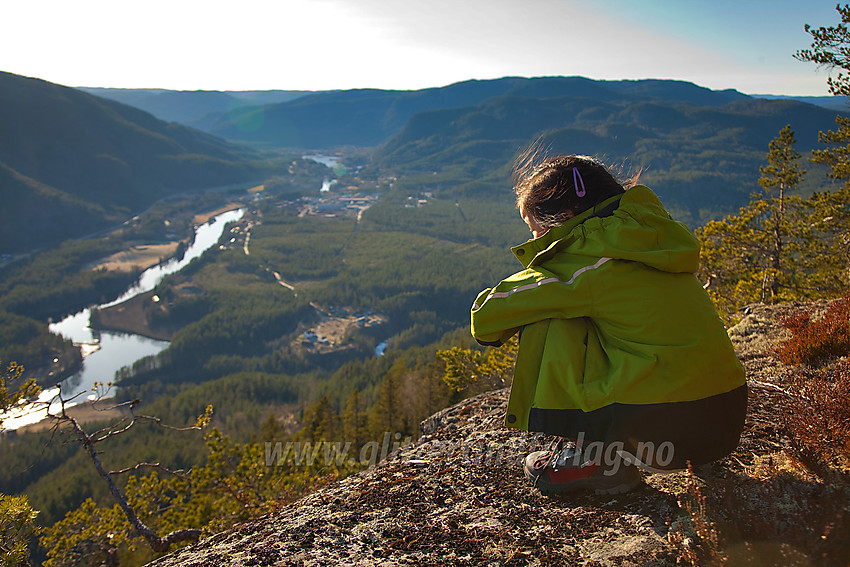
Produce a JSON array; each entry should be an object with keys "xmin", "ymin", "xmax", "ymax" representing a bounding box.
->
[{"xmin": 470, "ymin": 266, "xmax": 591, "ymax": 346}]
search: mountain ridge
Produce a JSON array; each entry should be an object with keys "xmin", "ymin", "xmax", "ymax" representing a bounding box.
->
[
  {"xmin": 199, "ymin": 76, "xmax": 752, "ymax": 148},
  {"xmin": 77, "ymin": 87, "xmax": 313, "ymax": 126},
  {"xmin": 0, "ymin": 72, "xmax": 269, "ymax": 253},
  {"xmin": 82, "ymin": 76, "xmax": 844, "ymax": 152}
]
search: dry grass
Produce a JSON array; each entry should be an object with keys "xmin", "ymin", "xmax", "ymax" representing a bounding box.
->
[
  {"xmin": 17, "ymin": 403, "xmax": 131, "ymax": 434},
  {"xmin": 667, "ymin": 465, "xmax": 725, "ymax": 566},
  {"xmin": 88, "ymin": 243, "xmax": 180, "ymax": 273},
  {"xmin": 191, "ymin": 204, "xmax": 243, "ymax": 226}
]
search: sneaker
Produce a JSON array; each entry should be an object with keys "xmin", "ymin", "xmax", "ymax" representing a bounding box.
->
[{"xmin": 523, "ymin": 439, "xmax": 642, "ymax": 496}]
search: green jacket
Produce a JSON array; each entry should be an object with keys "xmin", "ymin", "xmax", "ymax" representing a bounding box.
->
[{"xmin": 471, "ymin": 186, "xmax": 746, "ymax": 465}]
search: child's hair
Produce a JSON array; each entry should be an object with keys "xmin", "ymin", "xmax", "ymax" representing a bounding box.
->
[{"xmin": 513, "ymin": 153, "xmax": 637, "ymax": 230}]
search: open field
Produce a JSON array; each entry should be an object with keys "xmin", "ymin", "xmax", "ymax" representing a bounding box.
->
[
  {"xmin": 89, "ymin": 243, "xmax": 180, "ymax": 273},
  {"xmin": 16, "ymin": 402, "xmax": 131, "ymax": 434},
  {"xmin": 94, "ymin": 290, "xmax": 175, "ymax": 341},
  {"xmin": 192, "ymin": 203, "xmax": 244, "ymax": 225}
]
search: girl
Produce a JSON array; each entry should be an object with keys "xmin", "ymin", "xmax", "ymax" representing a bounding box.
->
[{"xmin": 471, "ymin": 154, "xmax": 747, "ymax": 495}]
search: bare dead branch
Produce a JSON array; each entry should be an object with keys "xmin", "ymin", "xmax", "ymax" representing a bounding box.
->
[
  {"xmin": 134, "ymin": 413, "xmax": 205, "ymax": 432},
  {"xmin": 109, "ymin": 462, "xmax": 189, "ymax": 477},
  {"xmin": 57, "ymin": 388, "xmax": 90, "ymax": 407},
  {"xmin": 48, "ymin": 388, "xmax": 206, "ymax": 554},
  {"xmin": 60, "ymin": 408, "xmax": 168, "ymax": 550},
  {"xmin": 161, "ymin": 528, "xmax": 204, "ymax": 549},
  {"xmin": 91, "ymin": 417, "xmax": 137, "ymax": 443},
  {"xmin": 748, "ymin": 379, "xmax": 808, "ymax": 400},
  {"xmin": 90, "ymin": 405, "xmax": 200, "ymax": 444}
]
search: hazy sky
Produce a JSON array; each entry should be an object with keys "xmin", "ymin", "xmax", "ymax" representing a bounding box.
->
[{"xmin": 1, "ymin": 0, "xmax": 843, "ymax": 95}]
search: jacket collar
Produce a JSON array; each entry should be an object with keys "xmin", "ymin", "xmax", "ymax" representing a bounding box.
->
[{"xmin": 510, "ymin": 192, "xmax": 623, "ymax": 268}]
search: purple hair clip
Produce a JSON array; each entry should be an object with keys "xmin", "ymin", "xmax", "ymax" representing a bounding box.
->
[{"xmin": 573, "ymin": 168, "xmax": 586, "ymax": 197}]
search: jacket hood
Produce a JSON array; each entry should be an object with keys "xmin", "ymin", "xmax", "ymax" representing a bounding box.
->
[{"xmin": 511, "ymin": 185, "xmax": 700, "ymax": 273}]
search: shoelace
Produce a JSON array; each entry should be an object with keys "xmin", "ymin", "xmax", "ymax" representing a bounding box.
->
[{"xmin": 532, "ymin": 437, "xmax": 579, "ymax": 471}]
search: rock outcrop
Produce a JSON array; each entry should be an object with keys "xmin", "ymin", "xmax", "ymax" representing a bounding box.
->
[{"xmin": 147, "ymin": 302, "xmax": 838, "ymax": 566}]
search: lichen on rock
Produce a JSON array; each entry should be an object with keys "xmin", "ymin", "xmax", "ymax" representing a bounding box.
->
[{"xmin": 147, "ymin": 302, "xmax": 850, "ymax": 567}]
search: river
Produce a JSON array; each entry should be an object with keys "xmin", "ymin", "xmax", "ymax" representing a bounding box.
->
[
  {"xmin": 304, "ymin": 154, "xmax": 341, "ymax": 193},
  {"xmin": 2, "ymin": 208, "xmax": 245, "ymax": 429}
]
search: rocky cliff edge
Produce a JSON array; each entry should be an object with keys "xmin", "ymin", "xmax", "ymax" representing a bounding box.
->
[{"xmin": 147, "ymin": 302, "xmax": 848, "ymax": 566}]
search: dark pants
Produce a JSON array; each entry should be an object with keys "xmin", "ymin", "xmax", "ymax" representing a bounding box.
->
[{"xmin": 528, "ymin": 384, "xmax": 748, "ymax": 470}]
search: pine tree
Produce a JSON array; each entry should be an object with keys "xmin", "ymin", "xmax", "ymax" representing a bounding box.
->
[
  {"xmin": 438, "ymin": 338, "xmax": 517, "ymax": 394},
  {"xmin": 804, "ymin": 188, "xmax": 850, "ymax": 293},
  {"xmin": 1, "ymin": 361, "xmax": 40, "ymax": 567},
  {"xmin": 415, "ymin": 360, "xmax": 452, "ymax": 422},
  {"xmin": 758, "ymin": 124, "xmax": 806, "ymax": 298},
  {"xmin": 795, "ymin": 5, "xmax": 850, "ymax": 98},
  {"xmin": 341, "ymin": 390, "xmax": 368, "ymax": 449},
  {"xmin": 698, "ymin": 125, "xmax": 807, "ymax": 316},
  {"xmin": 792, "ymin": 5, "xmax": 850, "ymax": 292},
  {"xmin": 1, "ymin": 493, "xmax": 40, "ymax": 566},
  {"xmin": 795, "ymin": 6, "xmax": 850, "ymax": 189},
  {"xmin": 298, "ymin": 395, "xmax": 339, "ymax": 441},
  {"xmin": 369, "ymin": 359, "xmax": 405, "ymax": 437},
  {"xmin": 258, "ymin": 413, "xmax": 285, "ymax": 442},
  {"xmin": 0, "ymin": 360, "xmax": 40, "ymax": 429}
]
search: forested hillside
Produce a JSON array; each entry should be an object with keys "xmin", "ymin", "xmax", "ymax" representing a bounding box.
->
[
  {"xmin": 0, "ymin": 72, "xmax": 272, "ymax": 253},
  {"xmin": 371, "ymin": 93, "xmax": 841, "ymax": 226}
]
